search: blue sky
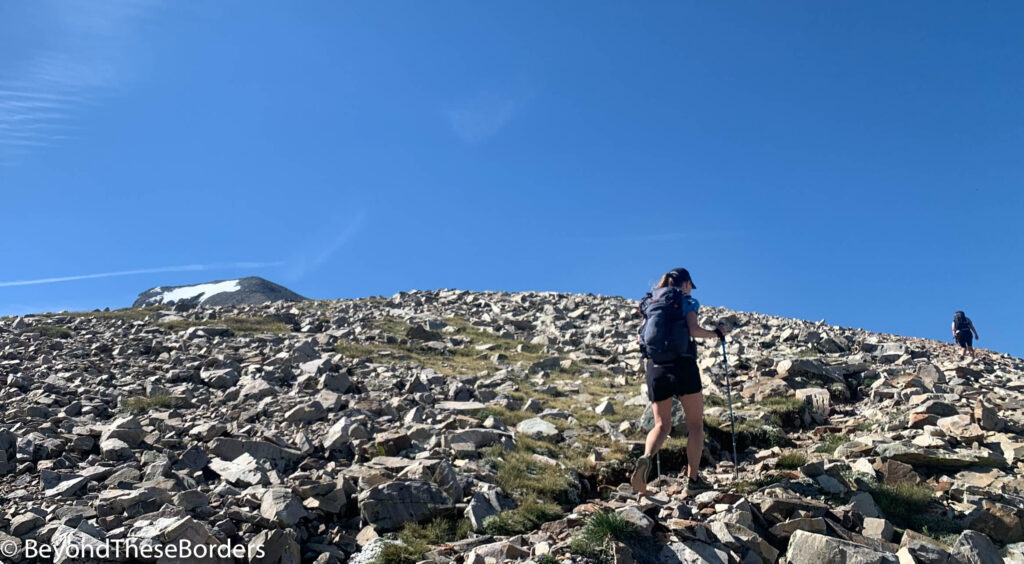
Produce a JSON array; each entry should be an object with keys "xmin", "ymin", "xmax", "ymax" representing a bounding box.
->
[{"xmin": 1, "ymin": 1, "xmax": 1021, "ymax": 357}]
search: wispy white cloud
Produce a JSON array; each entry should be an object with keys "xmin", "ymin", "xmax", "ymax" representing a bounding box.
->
[
  {"xmin": 559, "ymin": 230, "xmax": 742, "ymax": 243},
  {"xmin": 0, "ymin": 262, "xmax": 284, "ymax": 288},
  {"xmin": 0, "ymin": 0, "xmax": 156, "ymax": 164},
  {"xmin": 287, "ymin": 210, "xmax": 367, "ymax": 281},
  {"xmin": 446, "ymin": 82, "xmax": 538, "ymax": 144}
]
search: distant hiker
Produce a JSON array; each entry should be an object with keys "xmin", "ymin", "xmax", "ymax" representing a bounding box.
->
[
  {"xmin": 632, "ymin": 268, "xmax": 729, "ymax": 497},
  {"xmin": 952, "ymin": 311, "xmax": 980, "ymax": 358}
]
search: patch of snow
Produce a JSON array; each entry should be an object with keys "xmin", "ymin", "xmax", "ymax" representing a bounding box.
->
[{"xmin": 155, "ymin": 280, "xmax": 241, "ymax": 304}]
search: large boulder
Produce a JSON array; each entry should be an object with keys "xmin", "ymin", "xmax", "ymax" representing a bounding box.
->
[
  {"xmin": 899, "ymin": 530, "xmax": 951, "ymax": 564},
  {"xmin": 50, "ymin": 525, "xmax": 106, "ymax": 564},
  {"xmin": 249, "ymin": 529, "xmax": 301, "ymax": 564},
  {"xmin": 785, "ymin": 530, "xmax": 898, "ymax": 564},
  {"xmin": 874, "ymin": 442, "xmax": 1006, "ymax": 469},
  {"xmin": 261, "ymin": 486, "xmax": 308, "ymax": 526},
  {"xmin": 358, "ymin": 480, "xmax": 454, "ymax": 532},
  {"xmin": 515, "ymin": 418, "xmax": 559, "ymax": 439},
  {"xmin": 465, "ymin": 486, "xmax": 516, "ymax": 532},
  {"xmin": 950, "ymin": 530, "xmax": 1003, "ymax": 564},
  {"xmin": 655, "ymin": 541, "xmax": 732, "ymax": 564},
  {"xmin": 444, "ymin": 429, "xmax": 514, "ymax": 451},
  {"xmin": 126, "ymin": 515, "xmax": 233, "ymax": 564},
  {"xmin": 100, "ymin": 416, "xmax": 146, "ymax": 448},
  {"xmin": 967, "ymin": 500, "xmax": 1024, "ymax": 543},
  {"xmin": 208, "ymin": 438, "xmax": 301, "ymax": 470},
  {"xmin": 776, "ymin": 359, "xmax": 843, "ymax": 385}
]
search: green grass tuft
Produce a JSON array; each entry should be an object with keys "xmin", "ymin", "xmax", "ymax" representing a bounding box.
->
[
  {"xmin": 495, "ymin": 449, "xmax": 579, "ymax": 506},
  {"xmin": 371, "ymin": 517, "xmax": 472, "ymax": 564},
  {"xmin": 853, "ymin": 477, "xmax": 957, "ymax": 538},
  {"xmin": 399, "ymin": 517, "xmax": 471, "ymax": 546},
  {"xmin": 568, "ymin": 512, "xmax": 638, "ymax": 561},
  {"xmin": 474, "ymin": 406, "xmax": 532, "ymax": 427},
  {"xmin": 577, "ymin": 511, "xmax": 638, "ymax": 544},
  {"xmin": 918, "ymin": 515, "xmax": 964, "ymax": 547},
  {"xmin": 814, "ymin": 433, "xmax": 847, "ymax": 454},
  {"xmin": 734, "ymin": 473, "xmax": 786, "ymax": 494},
  {"xmin": 370, "ymin": 540, "xmax": 428, "ymax": 564},
  {"xmin": 759, "ymin": 396, "xmax": 807, "ymax": 428},
  {"xmin": 704, "ymin": 394, "xmax": 727, "ymax": 408},
  {"xmin": 482, "ymin": 502, "xmax": 564, "ymax": 536},
  {"xmin": 776, "ymin": 451, "xmax": 807, "ymax": 469},
  {"xmin": 867, "ymin": 481, "xmax": 934, "ymax": 525},
  {"xmin": 705, "ymin": 416, "xmax": 789, "ymax": 450}
]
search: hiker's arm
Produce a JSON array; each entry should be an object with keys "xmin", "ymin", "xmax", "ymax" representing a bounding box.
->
[
  {"xmin": 971, "ymin": 321, "xmax": 979, "ymax": 339},
  {"xmin": 686, "ymin": 311, "xmax": 727, "ymax": 340},
  {"xmin": 952, "ymin": 322, "xmax": 957, "ymax": 338}
]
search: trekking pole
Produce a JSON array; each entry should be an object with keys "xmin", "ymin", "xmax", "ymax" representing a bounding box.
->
[{"xmin": 720, "ymin": 338, "xmax": 739, "ymax": 480}]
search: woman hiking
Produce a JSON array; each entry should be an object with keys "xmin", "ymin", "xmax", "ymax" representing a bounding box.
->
[
  {"xmin": 952, "ymin": 311, "xmax": 980, "ymax": 359},
  {"xmin": 631, "ymin": 267, "xmax": 729, "ymax": 497}
]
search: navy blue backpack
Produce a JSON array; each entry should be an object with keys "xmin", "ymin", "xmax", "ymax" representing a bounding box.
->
[{"xmin": 639, "ymin": 287, "xmax": 694, "ymax": 364}]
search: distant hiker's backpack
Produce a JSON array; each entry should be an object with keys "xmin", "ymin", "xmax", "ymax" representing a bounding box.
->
[
  {"xmin": 639, "ymin": 287, "xmax": 695, "ymax": 364},
  {"xmin": 954, "ymin": 311, "xmax": 970, "ymax": 332}
]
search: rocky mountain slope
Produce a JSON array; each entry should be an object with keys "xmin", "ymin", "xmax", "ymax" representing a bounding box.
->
[
  {"xmin": 132, "ymin": 277, "xmax": 306, "ymax": 308},
  {"xmin": 1, "ymin": 289, "xmax": 1023, "ymax": 563}
]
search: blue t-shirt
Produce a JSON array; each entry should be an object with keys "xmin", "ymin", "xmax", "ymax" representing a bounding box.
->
[{"xmin": 682, "ymin": 295, "xmax": 699, "ymax": 318}]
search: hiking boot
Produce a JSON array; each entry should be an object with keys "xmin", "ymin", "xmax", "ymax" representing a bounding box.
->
[
  {"xmin": 683, "ymin": 475, "xmax": 713, "ymax": 497},
  {"xmin": 631, "ymin": 455, "xmax": 651, "ymax": 494}
]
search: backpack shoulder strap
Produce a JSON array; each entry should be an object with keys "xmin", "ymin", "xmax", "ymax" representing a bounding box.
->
[{"xmin": 638, "ymin": 292, "xmax": 653, "ymax": 317}]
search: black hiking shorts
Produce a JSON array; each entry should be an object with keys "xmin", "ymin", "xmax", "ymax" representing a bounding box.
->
[
  {"xmin": 955, "ymin": 330, "xmax": 973, "ymax": 348},
  {"xmin": 646, "ymin": 357, "xmax": 702, "ymax": 402}
]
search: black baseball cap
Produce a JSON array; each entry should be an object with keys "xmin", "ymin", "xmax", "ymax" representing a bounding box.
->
[{"xmin": 669, "ymin": 268, "xmax": 696, "ymax": 289}]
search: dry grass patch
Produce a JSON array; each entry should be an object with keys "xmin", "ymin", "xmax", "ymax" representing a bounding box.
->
[
  {"xmin": 474, "ymin": 406, "xmax": 532, "ymax": 427},
  {"xmin": 62, "ymin": 307, "xmax": 161, "ymax": 322},
  {"xmin": 32, "ymin": 325, "xmax": 74, "ymax": 339},
  {"xmin": 334, "ymin": 341, "xmax": 387, "ymax": 360},
  {"xmin": 159, "ymin": 316, "xmax": 291, "ymax": 335},
  {"xmin": 122, "ymin": 394, "xmax": 184, "ymax": 413}
]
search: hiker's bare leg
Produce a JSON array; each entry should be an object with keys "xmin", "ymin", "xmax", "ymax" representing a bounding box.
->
[
  {"xmin": 644, "ymin": 398, "xmax": 673, "ymax": 457},
  {"xmin": 680, "ymin": 392, "xmax": 704, "ymax": 479}
]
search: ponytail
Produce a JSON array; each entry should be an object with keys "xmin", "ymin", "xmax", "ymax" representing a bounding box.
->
[{"xmin": 655, "ymin": 272, "xmax": 679, "ymax": 290}]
